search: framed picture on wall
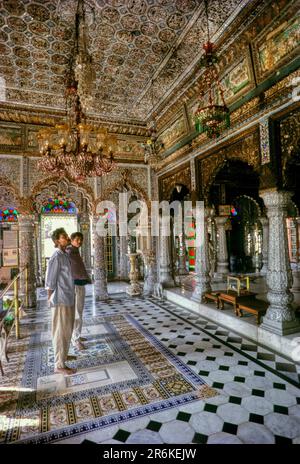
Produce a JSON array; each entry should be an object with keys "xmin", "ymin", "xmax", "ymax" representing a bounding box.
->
[
  {"xmin": 3, "ymin": 230, "xmax": 18, "ymax": 249},
  {"xmin": 3, "ymin": 249, "xmax": 19, "ymax": 267}
]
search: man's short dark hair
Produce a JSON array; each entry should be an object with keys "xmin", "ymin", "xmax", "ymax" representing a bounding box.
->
[
  {"xmin": 70, "ymin": 231, "xmax": 83, "ymax": 241},
  {"xmin": 51, "ymin": 228, "xmax": 67, "ymax": 246}
]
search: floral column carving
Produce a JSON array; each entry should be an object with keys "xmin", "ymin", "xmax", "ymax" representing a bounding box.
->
[
  {"xmin": 159, "ymin": 216, "xmax": 174, "ymax": 287},
  {"xmin": 79, "ymin": 213, "xmax": 92, "ymax": 278},
  {"xmin": 215, "ymin": 216, "xmax": 229, "ymax": 280},
  {"xmin": 18, "ymin": 214, "xmax": 36, "ymax": 307},
  {"xmin": 92, "ymin": 216, "xmax": 108, "ymax": 301},
  {"xmin": 291, "ymin": 217, "xmax": 300, "ymax": 294},
  {"xmin": 260, "ymin": 190, "xmax": 300, "ymax": 335},
  {"xmin": 260, "ymin": 216, "xmax": 269, "ymax": 276},
  {"xmin": 119, "ymin": 235, "xmax": 129, "ymax": 280},
  {"xmin": 192, "ymin": 208, "xmax": 212, "ymax": 302}
]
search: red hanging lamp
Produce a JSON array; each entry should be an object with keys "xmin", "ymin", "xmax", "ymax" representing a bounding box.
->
[{"xmin": 194, "ymin": 0, "xmax": 230, "ymax": 139}]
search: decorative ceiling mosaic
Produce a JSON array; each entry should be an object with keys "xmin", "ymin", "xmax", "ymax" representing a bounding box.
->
[{"xmin": 0, "ymin": 0, "xmax": 246, "ymax": 124}]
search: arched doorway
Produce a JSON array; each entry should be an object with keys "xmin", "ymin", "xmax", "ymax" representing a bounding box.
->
[
  {"xmin": 209, "ymin": 160, "xmax": 262, "ymax": 275},
  {"xmin": 31, "ymin": 177, "xmax": 94, "ymax": 283},
  {"xmin": 229, "ymin": 195, "xmax": 262, "ymax": 273},
  {"xmin": 40, "ymin": 198, "xmax": 79, "ymax": 279}
]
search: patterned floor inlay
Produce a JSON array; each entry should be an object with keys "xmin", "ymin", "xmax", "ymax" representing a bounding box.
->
[
  {"xmin": 0, "ymin": 306, "xmax": 216, "ymax": 444},
  {"xmin": 1, "ymin": 288, "xmax": 300, "ymax": 445}
]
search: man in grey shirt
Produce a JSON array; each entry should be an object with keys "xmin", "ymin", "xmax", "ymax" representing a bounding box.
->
[{"xmin": 45, "ymin": 228, "xmax": 76, "ymax": 375}]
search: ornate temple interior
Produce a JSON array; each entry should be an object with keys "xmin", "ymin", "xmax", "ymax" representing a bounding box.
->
[{"xmin": 0, "ymin": 0, "xmax": 300, "ymax": 446}]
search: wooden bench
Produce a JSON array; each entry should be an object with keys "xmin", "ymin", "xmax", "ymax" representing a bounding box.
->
[
  {"xmin": 203, "ymin": 292, "xmax": 221, "ymax": 308},
  {"xmin": 218, "ymin": 290, "xmax": 257, "ymax": 315},
  {"xmin": 237, "ymin": 298, "xmax": 268, "ymax": 325}
]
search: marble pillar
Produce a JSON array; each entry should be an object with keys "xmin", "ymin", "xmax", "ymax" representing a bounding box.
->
[
  {"xmin": 126, "ymin": 253, "xmax": 142, "ymax": 296},
  {"xmin": 159, "ymin": 216, "xmax": 174, "ymax": 287},
  {"xmin": 215, "ymin": 216, "xmax": 229, "ymax": 279},
  {"xmin": 143, "ymin": 250, "xmax": 156, "ymax": 297},
  {"xmin": 291, "ymin": 217, "xmax": 300, "ymax": 293},
  {"xmin": 92, "ymin": 217, "xmax": 108, "ymax": 301},
  {"xmin": 178, "ymin": 232, "xmax": 188, "ymax": 275},
  {"xmin": 119, "ymin": 235, "xmax": 129, "ymax": 280},
  {"xmin": 18, "ymin": 214, "xmax": 36, "ymax": 307},
  {"xmin": 192, "ymin": 208, "xmax": 212, "ymax": 302},
  {"xmin": 260, "ymin": 191, "xmax": 300, "ymax": 335},
  {"xmin": 79, "ymin": 213, "xmax": 92, "ymax": 278},
  {"xmin": 260, "ymin": 216, "xmax": 269, "ymax": 276},
  {"xmin": 34, "ymin": 216, "xmax": 42, "ymax": 287}
]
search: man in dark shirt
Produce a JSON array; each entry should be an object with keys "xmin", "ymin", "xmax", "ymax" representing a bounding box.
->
[{"xmin": 66, "ymin": 232, "xmax": 90, "ymax": 350}]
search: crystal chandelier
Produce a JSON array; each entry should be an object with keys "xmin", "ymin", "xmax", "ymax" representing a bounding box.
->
[
  {"xmin": 142, "ymin": 80, "xmax": 164, "ymax": 170},
  {"xmin": 37, "ymin": 0, "xmax": 116, "ymax": 181},
  {"xmin": 194, "ymin": 0, "xmax": 230, "ymax": 139}
]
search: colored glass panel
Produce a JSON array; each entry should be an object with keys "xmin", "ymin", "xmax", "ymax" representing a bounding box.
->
[
  {"xmin": 0, "ymin": 208, "xmax": 19, "ymax": 222},
  {"xmin": 41, "ymin": 198, "xmax": 77, "ymax": 214}
]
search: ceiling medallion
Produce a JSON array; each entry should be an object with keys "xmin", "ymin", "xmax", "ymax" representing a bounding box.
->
[
  {"xmin": 37, "ymin": 0, "xmax": 116, "ymax": 181},
  {"xmin": 142, "ymin": 80, "xmax": 164, "ymax": 171},
  {"xmin": 194, "ymin": 0, "xmax": 230, "ymax": 139}
]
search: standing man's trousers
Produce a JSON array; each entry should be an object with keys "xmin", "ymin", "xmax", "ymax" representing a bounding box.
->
[
  {"xmin": 51, "ymin": 305, "xmax": 75, "ymax": 369},
  {"xmin": 72, "ymin": 285, "xmax": 86, "ymax": 344}
]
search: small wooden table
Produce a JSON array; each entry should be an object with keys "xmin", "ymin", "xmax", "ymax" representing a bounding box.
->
[
  {"xmin": 237, "ymin": 298, "xmax": 268, "ymax": 324},
  {"xmin": 219, "ymin": 290, "xmax": 257, "ymax": 315},
  {"xmin": 204, "ymin": 292, "xmax": 221, "ymax": 308}
]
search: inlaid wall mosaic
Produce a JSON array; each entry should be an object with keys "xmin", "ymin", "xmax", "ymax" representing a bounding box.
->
[
  {"xmin": 0, "ymin": 157, "xmax": 21, "ymax": 190},
  {"xmin": 0, "ymin": 124, "xmax": 23, "ymax": 148},
  {"xmin": 158, "ymin": 112, "xmax": 188, "ymax": 151},
  {"xmin": 253, "ymin": 12, "xmax": 300, "ymax": 82}
]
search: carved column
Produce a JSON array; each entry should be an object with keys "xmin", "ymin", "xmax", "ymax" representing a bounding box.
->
[
  {"xmin": 260, "ymin": 216, "xmax": 269, "ymax": 276},
  {"xmin": 178, "ymin": 230, "xmax": 188, "ymax": 275},
  {"xmin": 260, "ymin": 191, "xmax": 300, "ymax": 335},
  {"xmin": 119, "ymin": 235, "xmax": 129, "ymax": 280},
  {"xmin": 143, "ymin": 250, "xmax": 156, "ymax": 296},
  {"xmin": 215, "ymin": 216, "xmax": 229, "ymax": 279},
  {"xmin": 291, "ymin": 217, "xmax": 300, "ymax": 293},
  {"xmin": 33, "ymin": 215, "xmax": 42, "ymax": 287},
  {"xmin": 18, "ymin": 214, "xmax": 36, "ymax": 307},
  {"xmin": 192, "ymin": 208, "xmax": 212, "ymax": 302},
  {"xmin": 92, "ymin": 216, "xmax": 108, "ymax": 301},
  {"xmin": 159, "ymin": 215, "xmax": 174, "ymax": 287},
  {"xmin": 79, "ymin": 213, "xmax": 92, "ymax": 278},
  {"xmin": 126, "ymin": 253, "xmax": 142, "ymax": 296}
]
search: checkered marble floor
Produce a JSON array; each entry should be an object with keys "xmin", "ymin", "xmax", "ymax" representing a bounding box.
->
[{"xmin": 4, "ymin": 288, "xmax": 300, "ymax": 444}]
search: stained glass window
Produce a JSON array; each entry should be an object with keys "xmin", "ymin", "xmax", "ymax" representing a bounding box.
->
[
  {"xmin": 41, "ymin": 198, "xmax": 77, "ymax": 214},
  {"xmin": 0, "ymin": 208, "xmax": 19, "ymax": 222}
]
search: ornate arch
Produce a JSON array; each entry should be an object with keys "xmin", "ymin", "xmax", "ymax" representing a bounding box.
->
[
  {"xmin": 233, "ymin": 194, "xmax": 262, "ymax": 217},
  {"xmin": 201, "ymin": 130, "xmax": 260, "ymax": 201},
  {"xmin": 95, "ymin": 170, "xmax": 151, "ymax": 212},
  {"xmin": 31, "ymin": 175, "xmax": 95, "ymax": 214},
  {"xmin": 161, "ymin": 164, "xmax": 191, "ymax": 201}
]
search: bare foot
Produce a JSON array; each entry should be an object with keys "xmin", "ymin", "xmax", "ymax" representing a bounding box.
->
[
  {"xmin": 76, "ymin": 341, "xmax": 86, "ymax": 351},
  {"xmin": 54, "ymin": 366, "xmax": 77, "ymax": 375}
]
